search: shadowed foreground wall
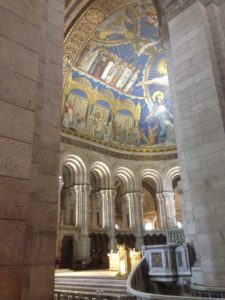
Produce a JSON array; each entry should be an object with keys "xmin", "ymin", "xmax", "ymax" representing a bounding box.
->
[
  {"xmin": 0, "ymin": 0, "xmax": 64, "ymax": 299},
  {"xmin": 167, "ymin": 0, "xmax": 225, "ymax": 288}
]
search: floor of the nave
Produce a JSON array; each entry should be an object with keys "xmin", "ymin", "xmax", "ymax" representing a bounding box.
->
[
  {"xmin": 54, "ymin": 269, "xmax": 133, "ymax": 299},
  {"xmin": 55, "ymin": 269, "xmax": 118, "ymax": 278}
]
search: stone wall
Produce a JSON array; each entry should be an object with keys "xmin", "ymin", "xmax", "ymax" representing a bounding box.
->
[
  {"xmin": 0, "ymin": 0, "xmax": 64, "ymax": 299},
  {"xmin": 167, "ymin": 0, "xmax": 225, "ymax": 289}
]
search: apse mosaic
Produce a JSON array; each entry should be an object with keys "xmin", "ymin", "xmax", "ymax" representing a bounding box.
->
[{"xmin": 62, "ymin": 0, "xmax": 176, "ymax": 152}]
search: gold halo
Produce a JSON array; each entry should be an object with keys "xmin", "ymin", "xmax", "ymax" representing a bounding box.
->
[
  {"xmin": 158, "ymin": 58, "xmax": 168, "ymax": 75},
  {"xmin": 152, "ymin": 91, "xmax": 164, "ymax": 102}
]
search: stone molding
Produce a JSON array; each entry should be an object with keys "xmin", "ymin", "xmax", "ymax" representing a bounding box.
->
[
  {"xmin": 162, "ymin": 0, "xmax": 217, "ymax": 21},
  {"xmin": 99, "ymin": 189, "xmax": 116, "ymax": 194},
  {"xmin": 73, "ymin": 184, "xmax": 90, "ymax": 192},
  {"xmin": 163, "ymin": 0, "xmax": 192, "ymax": 20},
  {"xmin": 62, "ymin": 186, "xmax": 75, "ymax": 196},
  {"xmin": 59, "ymin": 176, "xmax": 64, "ymax": 190},
  {"xmin": 61, "ymin": 135, "xmax": 177, "ymax": 161}
]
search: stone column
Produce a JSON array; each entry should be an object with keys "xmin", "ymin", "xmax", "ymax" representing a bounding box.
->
[
  {"xmin": 167, "ymin": 0, "xmax": 225, "ymax": 288},
  {"xmin": 63, "ymin": 187, "xmax": 76, "ymax": 225},
  {"xmin": 56, "ymin": 233, "xmax": 63, "ymax": 265},
  {"xmin": 57, "ymin": 176, "xmax": 64, "ymax": 226},
  {"xmin": 156, "ymin": 192, "xmax": 177, "ymax": 229},
  {"xmin": 123, "ymin": 193, "xmax": 135, "ymax": 229},
  {"xmin": 56, "ymin": 177, "xmax": 64, "ymax": 258},
  {"xmin": 74, "ymin": 184, "xmax": 91, "ymax": 259},
  {"xmin": 157, "ymin": 176, "xmax": 176, "ymax": 229},
  {"xmin": 133, "ymin": 192, "xmax": 144, "ymax": 249},
  {"xmin": 156, "ymin": 192, "xmax": 167, "ymax": 229},
  {"xmin": 100, "ymin": 189, "xmax": 116, "ymax": 251},
  {"xmin": 124, "ymin": 192, "xmax": 143, "ymax": 250},
  {"xmin": 73, "ymin": 185, "xmax": 81, "ymax": 226},
  {"xmin": 163, "ymin": 192, "xmax": 176, "ymax": 228}
]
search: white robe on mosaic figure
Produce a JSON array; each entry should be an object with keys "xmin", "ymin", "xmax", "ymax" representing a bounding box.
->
[
  {"xmin": 115, "ymin": 65, "xmax": 133, "ymax": 89},
  {"xmin": 124, "ymin": 69, "xmax": 140, "ymax": 92},
  {"xmin": 101, "ymin": 60, "xmax": 115, "ymax": 81},
  {"xmin": 105, "ymin": 64, "xmax": 118, "ymax": 84},
  {"xmin": 82, "ymin": 48, "xmax": 100, "ymax": 72}
]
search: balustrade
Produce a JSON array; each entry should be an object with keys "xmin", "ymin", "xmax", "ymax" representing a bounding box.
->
[
  {"xmin": 54, "ymin": 292, "xmax": 133, "ymax": 299},
  {"xmin": 143, "ymin": 229, "xmax": 185, "ymax": 245}
]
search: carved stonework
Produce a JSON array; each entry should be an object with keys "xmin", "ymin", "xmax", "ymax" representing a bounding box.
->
[
  {"xmin": 162, "ymin": 0, "xmax": 217, "ymax": 21},
  {"xmin": 202, "ymin": 0, "xmax": 218, "ymax": 5},
  {"xmin": 85, "ymin": 8, "xmax": 105, "ymax": 25},
  {"xmin": 152, "ymin": 252, "xmax": 163, "ymax": 267},
  {"xmin": 61, "ymin": 134, "xmax": 177, "ymax": 161},
  {"xmin": 164, "ymin": 0, "xmax": 196, "ymax": 20}
]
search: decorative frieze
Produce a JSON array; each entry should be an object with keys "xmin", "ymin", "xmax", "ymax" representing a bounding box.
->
[
  {"xmin": 61, "ymin": 134, "xmax": 177, "ymax": 161},
  {"xmin": 163, "ymin": 0, "xmax": 218, "ymax": 21},
  {"xmin": 164, "ymin": 0, "xmax": 196, "ymax": 20}
]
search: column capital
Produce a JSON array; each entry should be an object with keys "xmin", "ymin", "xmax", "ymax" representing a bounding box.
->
[
  {"xmin": 58, "ymin": 176, "xmax": 64, "ymax": 191},
  {"xmin": 124, "ymin": 191, "xmax": 142, "ymax": 199},
  {"xmin": 162, "ymin": 191, "xmax": 174, "ymax": 197},
  {"xmin": 156, "ymin": 192, "xmax": 164, "ymax": 201},
  {"xmin": 202, "ymin": 0, "xmax": 219, "ymax": 5},
  {"xmin": 99, "ymin": 189, "xmax": 116, "ymax": 197},
  {"xmin": 156, "ymin": 191, "xmax": 174, "ymax": 197},
  {"xmin": 73, "ymin": 184, "xmax": 91, "ymax": 193},
  {"xmin": 73, "ymin": 185, "xmax": 81, "ymax": 193},
  {"xmin": 162, "ymin": 0, "xmax": 216, "ymax": 21},
  {"xmin": 62, "ymin": 187, "xmax": 75, "ymax": 196}
]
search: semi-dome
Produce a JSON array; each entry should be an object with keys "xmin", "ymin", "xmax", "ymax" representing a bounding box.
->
[{"xmin": 62, "ymin": 0, "xmax": 176, "ymax": 157}]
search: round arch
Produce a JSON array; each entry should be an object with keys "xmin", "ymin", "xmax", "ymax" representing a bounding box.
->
[
  {"xmin": 114, "ymin": 167, "xmax": 135, "ymax": 193},
  {"xmin": 61, "ymin": 154, "xmax": 87, "ymax": 187},
  {"xmin": 90, "ymin": 161, "xmax": 112, "ymax": 190},
  {"xmin": 166, "ymin": 166, "xmax": 181, "ymax": 190},
  {"xmin": 141, "ymin": 169, "xmax": 163, "ymax": 193}
]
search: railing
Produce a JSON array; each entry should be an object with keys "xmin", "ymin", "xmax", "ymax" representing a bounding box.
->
[
  {"xmin": 54, "ymin": 291, "xmax": 133, "ymax": 300},
  {"xmin": 143, "ymin": 229, "xmax": 185, "ymax": 245},
  {"xmin": 127, "ymin": 250, "xmax": 218, "ymax": 300},
  {"xmin": 166, "ymin": 229, "xmax": 185, "ymax": 244}
]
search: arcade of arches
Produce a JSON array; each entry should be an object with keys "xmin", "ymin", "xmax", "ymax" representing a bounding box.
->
[
  {"xmin": 1, "ymin": 0, "xmax": 225, "ymax": 299},
  {"xmin": 57, "ymin": 152, "xmax": 181, "ymax": 269}
]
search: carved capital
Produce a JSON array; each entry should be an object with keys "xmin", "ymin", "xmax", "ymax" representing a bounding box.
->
[
  {"xmin": 73, "ymin": 184, "xmax": 91, "ymax": 194},
  {"xmin": 58, "ymin": 176, "xmax": 64, "ymax": 191},
  {"xmin": 202, "ymin": 0, "xmax": 218, "ymax": 5},
  {"xmin": 162, "ymin": 0, "xmax": 218, "ymax": 21},
  {"xmin": 61, "ymin": 187, "xmax": 75, "ymax": 196},
  {"xmin": 100, "ymin": 189, "xmax": 116, "ymax": 197},
  {"xmin": 164, "ymin": 0, "xmax": 196, "ymax": 20}
]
